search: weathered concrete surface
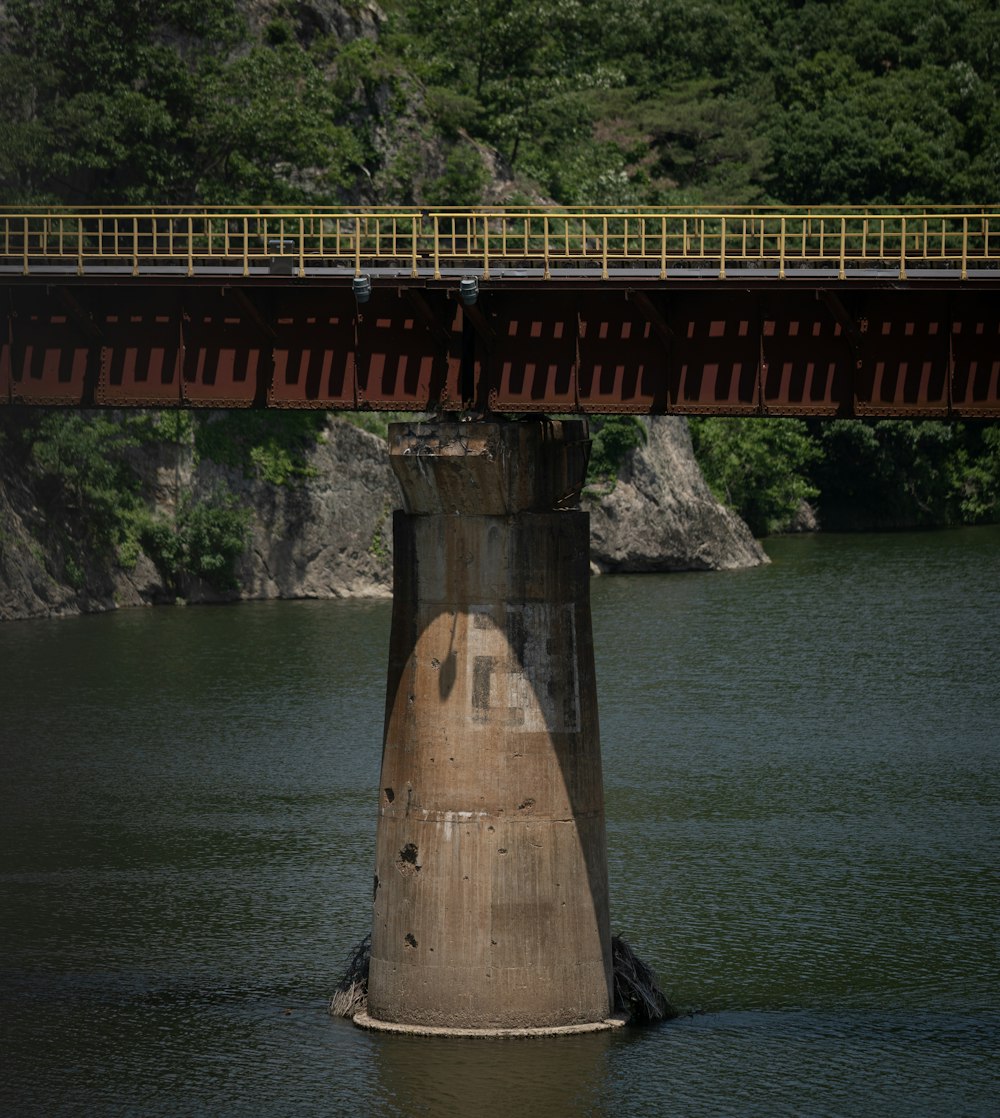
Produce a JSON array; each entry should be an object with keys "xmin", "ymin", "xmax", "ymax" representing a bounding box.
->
[
  {"xmin": 353, "ymin": 1010, "xmax": 627, "ymax": 1037},
  {"xmin": 367, "ymin": 420, "xmax": 614, "ymax": 1030}
]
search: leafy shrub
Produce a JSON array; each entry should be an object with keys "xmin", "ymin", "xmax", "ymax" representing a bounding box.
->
[
  {"xmin": 813, "ymin": 419, "xmax": 965, "ymax": 530},
  {"xmin": 141, "ymin": 491, "xmax": 251, "ymax": 593},
  {"xmin": 959, "ymin": 424, "xmax": 1000, "ymax": 524},
  {"xmin": 423, "ymin": 144, "xmax": 488, "ymax": 206},
  {"xmin": 11, "ymin": 411, "xmax": 252, "ymax": 594},
  {"xmin": 27, "ymin": 412, "xmax": 147, "ymax": 560},
  {"xmin": 689, "ymin": 418, "xmax": 819, "ymax": 536},
  {"xmin": 194, "ymin": 411, "xmax": 327, "ymax": 485},
  {"xmin": 586, "ymin": 417, "xmax": 647, "ymax": 487}
]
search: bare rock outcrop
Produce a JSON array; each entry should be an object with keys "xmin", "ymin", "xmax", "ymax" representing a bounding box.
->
[
  {"xmin": 0, "ymin": 478, "xmax": 78, "ymax": 621},
  {"xmin": 192, "ymin": 418, "xmax": 397, "ymax": 603},
  {"xmin": 238, "ymin": 0, "xmax": 384, "ymax": 44},
  {"xmin": 585, "ymin": 417, "xmax": 768, "ymax": 573},
  {"xmin": 0, "ymin": 415, "xmax": 766, "ymax": 622}
]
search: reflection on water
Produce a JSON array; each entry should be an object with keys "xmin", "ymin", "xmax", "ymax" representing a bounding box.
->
[
  {"xmin": 372, "ymin": 1031, "xmax": 613, "ymax": 1118},
  {"xmin": 1, "ymin": 530, "xmax": 998, "ymax": 1116}
]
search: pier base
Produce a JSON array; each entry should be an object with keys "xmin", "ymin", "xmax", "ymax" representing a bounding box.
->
[{"xmin": 365, "ymin": 420, "xmax": 615, "ymax": 1032}]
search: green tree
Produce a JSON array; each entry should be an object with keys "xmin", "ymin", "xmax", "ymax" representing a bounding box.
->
[
  {"xmin": 812, "ymin": 419, "xmax": 967, "ymax": 529},
  {"xmin": 586, "ymin": 416, "xmax": 648, "ymax": 488},
  {"xmin": 690, "ymin": 418, "xmax": 820, "ymax": 536},
  {"xmin": 7, "ymin": 411, "xmax": 253, "ymax": 593},
  {"xmin": 959, "ymin": 424, "xmax": 1000, "ymax": 524},
  {"xmin": 26, "ymin": 412, "xmax": 148, "ymax": 560},
  {"xmin": 0, "ymin": 0, "xmax": 362, "ymax": 203},
  {"xmin": 140, "ymin": 490, "xmax": 250, "ymax": 593}
]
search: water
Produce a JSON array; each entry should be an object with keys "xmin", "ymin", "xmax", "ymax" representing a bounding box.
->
[{"xmin": 2, "ymin": 530, "xmax": 997, "ymax": 1116}]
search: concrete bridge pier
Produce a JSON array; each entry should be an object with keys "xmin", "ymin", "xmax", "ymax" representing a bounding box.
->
[{"xmin": 360, "ymin": 419, "xmax": 618, "ymax": 1034}]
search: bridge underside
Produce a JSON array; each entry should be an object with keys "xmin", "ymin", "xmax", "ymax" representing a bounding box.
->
[{"xmin": 2, "ymin": 276, "xmax": 998, "ymax": 417}]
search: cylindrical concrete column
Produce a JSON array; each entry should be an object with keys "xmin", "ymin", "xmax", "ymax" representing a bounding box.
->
[{"xmin": 364, "ymin": 420, "xmax": 614, "ymax": 1032}]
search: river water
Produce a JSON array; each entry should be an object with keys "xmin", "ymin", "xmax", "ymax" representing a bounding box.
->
[{"xmin": 2, "ymin": 529, "xmax": 997, "ymax": 1117}]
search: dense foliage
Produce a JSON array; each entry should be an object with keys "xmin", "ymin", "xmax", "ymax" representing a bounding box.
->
[
  {"xmin": 386, "ymin": 0, "xmax": 1000, "ymax": 205},
  {"xmin": 691, "ymin": 417, "xmax": 1000, "ymax": 533},
  {"xmin": 587, "ymin": 416, "xmax": 648, "ymax": 489},
  {"xmin": 0, "ymin": 0, "xmax": 362, "ymax": 202},
  {"xmin": 2, "ymin": 0, "xmax": 998, "ymax": 206},
  {"xmin": 689, "ymin": 418, "xmax": 820, "ymax": 536},
  {"xmin": 0, "ymin": 406, "xmax": 331, "ymax": 598}
]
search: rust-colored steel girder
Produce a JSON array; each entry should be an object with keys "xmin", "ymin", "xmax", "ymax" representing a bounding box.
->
[{"xmin": 1, "ymin": 276, "xmax": 998, "ymax": 416}]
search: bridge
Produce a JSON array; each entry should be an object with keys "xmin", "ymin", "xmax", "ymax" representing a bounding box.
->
[
  {"xmin": 2, "ymin": 206, "xmax": 998, "ymax": 416},
  {"xmin": 7, "ymin": 206, "xmax": 998, "ymax": 1037}
]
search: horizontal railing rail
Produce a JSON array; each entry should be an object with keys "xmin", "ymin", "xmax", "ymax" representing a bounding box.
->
[{"xmin": 1, "ymin": 207, "xmax": 998, "ymax": 279}]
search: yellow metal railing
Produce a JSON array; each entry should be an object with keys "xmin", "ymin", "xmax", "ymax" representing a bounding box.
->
[{"xmin": 1, "ymin": 206, "xmax": 997, "ymax": 279}]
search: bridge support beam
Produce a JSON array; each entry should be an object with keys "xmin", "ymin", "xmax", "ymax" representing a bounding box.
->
[{"xmin": 361, "ymin": 419, "xmax": 616, "ymax": 1034}]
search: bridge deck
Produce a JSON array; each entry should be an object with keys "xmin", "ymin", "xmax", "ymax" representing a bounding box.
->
[{"xmin": 2, "ymin": 207, "xmax": 999, "ymax": 416}]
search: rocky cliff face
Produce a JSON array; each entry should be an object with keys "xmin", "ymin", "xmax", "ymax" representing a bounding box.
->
[
  {"xmin": 0, "ymin": 416, "xmax": 765, "ymax": 622},
  {"xmin": 199, "ymin": 419, "xmax": 397, "ymax": 603},
  {"xmin": 586, "ymin": 417, "xmax": 767, "ymax": 573}
]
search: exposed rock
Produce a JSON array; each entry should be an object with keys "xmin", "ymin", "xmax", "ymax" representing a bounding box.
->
[
  {"xmin": 0, "ymin": 477, "xmax": 78, "ymax": 621},
  {"xmin": 238, "ymin": 0, "xmax": 384, "ymax": 45},
  {"xmin": 0, "ymin": 415, "xmax": 767, "ymax": 622},
  {"xmin": 191, "ymin": 418, "xmax": 397, "ymax": 603},
  {"xmin": 781, "ymin": 499, "xmax": 820, "ymax": 534},
  {"xmin": 585, "ymin": 417, "xmax": 768, "ymax": 573}
]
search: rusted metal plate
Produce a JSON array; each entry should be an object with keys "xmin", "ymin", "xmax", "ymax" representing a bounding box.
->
[
  {"xmin": 669, "ymin": 293, "xmax": 761, "ymax": 413},
  {"xmin": 356, "ymin": 289, "xmax": 459, "ymax": 410},
  {"xmin": 181, "ymin": 288, "xmax": 270, "ymax": 406},
  {"xmin": 855, "ymin": 294, "xmax": 950, "ymax": 416},
  {"xmin": 576, "ymin": 293, "xmax": 666, "ymax": 413},
  {"xmin": 270, "ymin": 290, "xmax": 357, "ymax": 407},
  {"xmin": 761, "ymin": 295, "xmax": 853, "ymax": 416},
  {"xmin": 9, "ymin": 288, "xmax": 93, "ymax": 404},
  {"xmin": 951, "ymin": 295, "xmax": 1000, "ymax": 417},
  {"xmin": 482, "ymin": 292, "xmax": 578, "ymax": 412},
  {"xmin": 0, "ymin": 302, "xmax": 10, "ymax": 404},
  {"xmin": 96, "ymin": 289, "xmax": 183, "ymax": 406},
  {"xmin": 2, "ymin": 277, "xmax": 999, "ymax": 417}
]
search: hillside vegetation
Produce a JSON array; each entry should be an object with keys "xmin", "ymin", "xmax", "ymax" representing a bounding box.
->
[
  {"xmin": 0, "ymin": 0, "xmax": 997, "ymax": 547},
  {"xmin": 2, "ymin": 0, "xmax": 997, "ymax": 206}
]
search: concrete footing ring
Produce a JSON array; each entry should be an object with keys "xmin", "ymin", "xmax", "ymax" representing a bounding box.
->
[{"xmin": 352, "ymin": 1011, "xmax": 630, "ymax": 1038}]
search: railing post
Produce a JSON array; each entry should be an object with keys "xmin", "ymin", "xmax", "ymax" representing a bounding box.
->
[
  {"xmin": 719, "ymin": 216, "xmax": 726, "ymax": 279},
  {"xmin": 243, "ymin": 216, "xmax": 249, "ymax": 277},
  {"xmin": 839, "ymin": 217, "xmax": 846, "ymax": 280},
  {"xmin": 187, "ymin": 217, "xmax": 194, "ymax": 277},
  {"xmin": 298, "ymin": 216, "xmax": 305, "ymax": 277},
  {"xmin": 433, "ymin": 214, "xmax": 440, "ymax": 279},
  {"xmin": 22, "ymin": 216, "xmax": 29, "ymax": 275},
  {"xmin": 544, "ymin": 215, "xmax": 551, "ymax": 279},
  {"xmin": 660, "ymin": 216, "xmax": 667, "ymax": 280},
  {"xmin": 961, "ymin": 216, "xmax": 968, "ymax": 281},
  {"xmin": 482, "ymin": 213, "xmax": 490, "ymax": 280},
  {"xmin": 779, "ymin": 216, "xmax": 786, "ymax": 280},
  {"xmin": 132, "ymin": 216, "xmax": 139, "ymax": 276},
  {"xmin": 355, "ymin": 214, "xmax": 362, "ymax": 277},
  {"xmin": 411, "ymin": 214, "xmax": 418, "ymax": 279},
  {"xmin": 899, "ymin": 216, "xmax": 907, "ymax": 280}
]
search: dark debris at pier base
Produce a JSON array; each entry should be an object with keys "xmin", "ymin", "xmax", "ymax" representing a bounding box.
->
[
  {"xmin": 611, "ymin": 934, "xmax": 678, "ymax": 1025},
  {"xmin": 329, "ymin": 934, "xmax": 371, "ymax": 1019},
  {"xmin": 330, "ymin": 931, "xmax": 676, "ymax": 1026}
]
